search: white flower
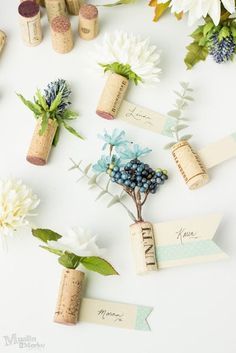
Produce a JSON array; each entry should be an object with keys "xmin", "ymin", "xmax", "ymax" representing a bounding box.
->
[
  {"xmin": 161, "ymin": 0, "xmax": 235, "ymax": 25},
  {"xmin": 47, "ymin": 227, "xmax": 106, "ymax": 257},
  {"xmin": 96, "ymin": 31, "xmax": 162, "ymax": 84},
  {"xmin": 0, "ymin": 179, "xmax": 40, "ymax": 237}
]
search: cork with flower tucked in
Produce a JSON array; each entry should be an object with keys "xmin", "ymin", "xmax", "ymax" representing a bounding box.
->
[
  {"xmin": 95, "ymin": 31, "xmax": 161, "ymax": 120},
  {"xmin": 0, "ymin": 30, "xmax": 6, "ymax": 55},
  {"xmin": 50, "ymin": 15, "xmax": 73, "ymax": 53},
  {"xmin": 78, "ymin": 4, "xmax": 98, "ymax": 40},
  {"xmin": 32, "ymin": 226, "xmax": 118, "ymax": 325},
  {"xmin": 45, "ymin": 0, "xmax": 67, "ymax": 22},
  {"xmin": 18, "ymin": 0, "xmax": 42, "ymax": 46},
  {"xmin": 17, "ymin": 79, "xmax": 83, "ymax": 166},
  {"xmin": 65, "ymin": 0, "xmax": 82, "ymax": 15}
]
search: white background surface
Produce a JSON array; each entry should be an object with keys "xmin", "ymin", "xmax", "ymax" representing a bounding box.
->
[{"xmin": 0, "ymin": 1, "xmax": 236, "ymax": 352}]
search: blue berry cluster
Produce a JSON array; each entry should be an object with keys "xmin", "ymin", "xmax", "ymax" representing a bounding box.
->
[
  {"xmin": 108, "ymin": 159, "xmax": 168, "ymax": 194},
  {"xmin": 209, "ymin": 33, "xmax": 236, "ymax": 64}
]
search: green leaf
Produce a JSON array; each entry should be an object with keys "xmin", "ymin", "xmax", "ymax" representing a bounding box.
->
[
  {"xmin": 88, "ymin": 174, "xmax": 97, "ymax": 185},
  {"xmin": 58, "ymin": 252, "xmax": 81, "ymax": 269},
  {"xmin": 96, "ymin": 190, "xmax": 107, "ymax": 201},
  {"xmin": 180, "ymin": 134, "xmax": 193, "ymax": 141},
  {"xmin": 203, "ymin": 22, "xmax": 214, "ymax": 37},
  {"xmin": 32, "ymin": 228, "xmax": 62, "ymax": 243},
  {"xmin": 40, "ymin": 245, "xmax": 64, "ymax": 256},
  {"xmin": 184, "ymin": 96, "xmax": 194, "ymax": 101},
  {"xmin": 184, "ymin": 41, "xmax": 209, "ymax": 69},
  {"xmin": 218, "ymin": 26, "xmax": 230, "ymax": 41},
  {"xmin": 80, "ymin": 256, "xmax": 119, "ymax": 276},
  {"xmin": 49, "ymin": 92, "xmax": 62, "ymax": 112},
  {"xmin": 39, "ymin": 114, "xmax": 49, "ymax": 135},
  {"xmin": 168, "ymin": 109, "xmax": 181, "ymax": 118},
  {"xmin": 179, "ymin": 82, "xmax": 189, "ymax": 89},
  {"xmin": 107, "ymin": 195, "xmax": 120, "ymax": 208},
  {"xmin": 52, "ymin": 126, "xmax": 60, "ymax": 146},
  {"xmin": 62, "ymin": 109, "xmax": 78, "ymax": 120},
  {"xmin": 17, "ymin": 93, "xmax": 42, "ymax": 115},
  {"xmin": 176, "ymin": 124, "xmax": 189, "ymax": 131},
  {"xmin": 164, "ymin": 142, "xmax": 176, "ymax": 149},
  {"xmin": 35, "ymin": 89, "xmax": 48, "ymax": 111},
  {"xmin": 84, "ymin": 163, "xmax": 92, "ymax": 175},
  {"xmin": 100, "ymin": 62, "xmax": 142, "ymax": 85},
  {"xmin": 62, "ymin": 121, "xmax": 84, "ymax": 140}
]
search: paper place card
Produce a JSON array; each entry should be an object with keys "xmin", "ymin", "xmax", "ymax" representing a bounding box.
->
[
  {"xmin": 198, "ymin": 133, "xmax": 236, "ymax": 169},
  {"xmin": 79, "ymin": 298, "xmax": 152, "ymax": 331},
  {"xmin": 117, "ymin": 100, "xmax": 176, "ymax": 137},
  {"xmin": 153, "ymin": 214, "xmax": 227, "ymax": 269}
]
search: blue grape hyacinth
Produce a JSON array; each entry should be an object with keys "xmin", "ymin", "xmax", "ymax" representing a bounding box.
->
[{"xmin": 209, "ymin": 33, "xmax": 236, "ymax": 63}]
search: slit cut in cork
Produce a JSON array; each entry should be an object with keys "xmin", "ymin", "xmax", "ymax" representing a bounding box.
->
[
  {"xmin": 130, "ymin": 221, "xmax": 157, "ymax": 275},
  {"xmin": 96, "ymin": 73, "xmax": 129, "ymax": 120},
  {"xmin": 171, "ymin": 140, "xmax": 209, "ymax": 190},
  {"xmin": 27, "ymin": 119, "xmax": 58, "ymax": 166},
  {"xmin": 54, "ymin": 269, "xmax": 85, "ymax": 325}
]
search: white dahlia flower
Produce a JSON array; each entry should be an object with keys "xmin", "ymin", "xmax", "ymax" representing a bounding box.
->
[
  {"xmin": 161, "ymin": 0, "xmax": 235, "ymax": 25},
  {"xmin": 47, "ymin": 227, "xmax": 106, "ymax": 257},
  {"xmin": 0, "ymin": 179, "xmax": 40, "ymax": 238},
  {"xmin": 96, "ymin": 31, "xmax": 162, "ymax": 84}
]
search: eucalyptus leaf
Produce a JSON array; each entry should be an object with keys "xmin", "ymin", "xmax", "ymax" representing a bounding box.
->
[
  {"xmin": 32, "ymin": 228, "xmax": 62, "ymax": 243},
  {"xmin": 180, "ymin": 134, "xmax": 193, "ymax": 141},
  {"xmin": 88, "ymin": 174, "xmax": 97, "ymax": 185},
  {"xmin": 84, "ymin": 163, "xmax": 92, "ymax": 175},
  {"xmin": 176, "ymin": 124, "xmax": 189, "ymax": 131},
  {"xmin": 107, "ymin": 195, "xmax": 120, "ymax": 208},
  {"xmin": 168, "ymin": 109, "xmax": 181, "ymax": 118},
  {"xmin": 80, "ymin": 256, "xmax": 119, "ymax": 276},
  {"xmin": 96, "ymin": 190, "xmax": 107, "ymax": 201},
  {"xmin": 164, "ymin": 142, "xmax": 176, "ymax": 149}
]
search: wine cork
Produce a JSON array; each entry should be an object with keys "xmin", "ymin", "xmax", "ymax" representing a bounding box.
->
[
  {"xmin": 78, "ymin": 4, "xmax": 98, "ymax": 40},
  {"xmin": 130, "ymin": 222, "xmax": 157, "ymax": 274},
  {"xmin": 0, "ymin": 30, "xmax": 6, "ymax": 55},
  {"xmin": 54, "ymin": 269, "xmax": 85, "ymax": 325},
  {"xmin": 171, "ymin": 140, "xmax": 209, "ymax": 190},
  {"xmin": 18, "ymin": 1, "xmax": 42, "ymax": 47},
  {"xmin": 45, "ymin": 0, "xmax": 67, "ymax": 22},
  {"xmin": 27, "ymin": 119, "xmax": 58, "ymax": 166},
  {"xmin": 96, "ymin": 73, "xmax": 129, "ymax": 120},
  {"xmin": 50, "ymin": 15, "xmax": 73, "ymax": 53},
  {"xmin": 65, "ymin": 0, "xmax": 82, "ymax": 15}
]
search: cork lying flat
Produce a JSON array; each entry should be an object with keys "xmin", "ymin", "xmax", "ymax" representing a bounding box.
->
[
  {"xmin": 26, "ymin": 155, "xmax": 46, "ymax": 166},
  {"xmin": 96, "ymin": 110, "xmax": 114, "ymax": 120}
]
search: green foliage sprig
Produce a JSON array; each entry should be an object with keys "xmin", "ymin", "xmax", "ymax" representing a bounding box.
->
[
  {"xmin": 69, "ymin": 159, "xmax": 136, "ymax": 221},
  {"xmin": 17, "ymin": 79, "xmax": 83, "ymax": 146},
  {"xmin": 164, "ymin": 82, "xmax": 194, "ymax": 149},
  {"xmin": 185, "ymin": 15, "xmax": 236, "ymax": 69},
  {"xmin": 100, "ymin": 62, "xmax": 142, "ymax": 85},
  {"xmin": 32, "ymin": 228, "xmax": 118, "ymax": 276}
]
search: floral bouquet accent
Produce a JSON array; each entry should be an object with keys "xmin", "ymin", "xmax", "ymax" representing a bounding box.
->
[
  {"xmin": 164, "ymin": 82, "xmax": 209, "ymax": 189},
  {"xmin": 95, "ymin": 31, "xmax": 161, "ymax": 120},
  {"xmin": 32, "ymin": 226, "xmax": 118, "ymax": 325},
  {"xmin": 149, "ymin": 0, "xmax": 236, "ymax": 68},
  {"xmin": 0, "ymin": 179, "xmax": 39, "ymax": 248},
  {"xmin": 17, "ymin": 79, "xmax": 83, "ymax": 166},
  {"xmin": 70, "ymin": 129, "xmax": 168, "ymax": 274}
]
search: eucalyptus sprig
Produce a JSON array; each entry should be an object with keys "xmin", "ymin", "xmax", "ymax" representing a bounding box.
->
[
  {"xmin": 100, "ymin": 62, "xmax": 142, "ymax": 85},
  {"xmin": 164, "ymin": 82, "xmax": 194, "ymax": 149},
  {"xmin": 17, "ymin": 79, "xmax": 83, "ymax": 146},
  {"xmin": 69, "ymin": 159, "xmax": 136, "ymax": 222},
  {"xmin": 32, "ymin": 228, "xmax": 118, "ymax": 276}
]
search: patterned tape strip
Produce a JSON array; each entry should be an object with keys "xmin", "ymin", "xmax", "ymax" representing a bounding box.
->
[
  {"xmin": 156, "ymin": 239, "xmax": 223, "ymax": 262},
  {"xmin": 135, "ymin": 306, "xmax": 153, "ymax": 331}
]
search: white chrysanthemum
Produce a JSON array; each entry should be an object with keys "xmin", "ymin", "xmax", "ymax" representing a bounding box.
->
[
  {"xmin": 47, "ymin": 227, "xmax": 105, "ymax": 257},
  {"xmin": 162, "ymin": 0, "xmax": 236, "ymax": 25},
  {"xmin": 0, "ymin": 179, "xmax": 40, "ymax": 237},
  {"xmin": 96, "ymin": 31, "xmax": 161, "ymax": 84}
]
